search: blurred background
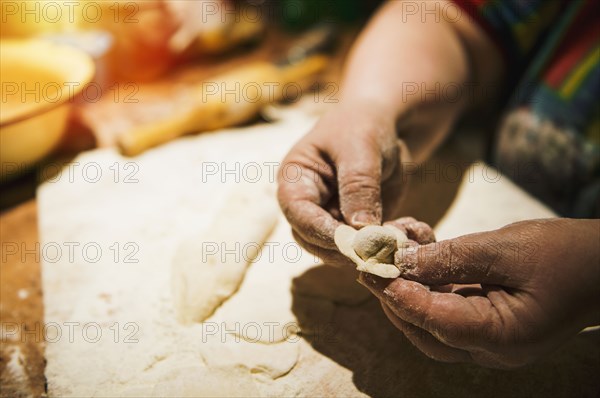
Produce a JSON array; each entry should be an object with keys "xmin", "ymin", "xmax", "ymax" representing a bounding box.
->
[{"xmin": 1, "ymin": 0, "xmax": 384, "ymax": 210}]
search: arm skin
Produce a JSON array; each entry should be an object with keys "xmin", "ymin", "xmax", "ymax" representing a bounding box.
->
[
  {"xmin": 339, "ymin": 0, "xmax": 504, "ymax": 162},
  {"xmin": 359, "ymin": 218, "xmax": 600, "ymax": 368}
]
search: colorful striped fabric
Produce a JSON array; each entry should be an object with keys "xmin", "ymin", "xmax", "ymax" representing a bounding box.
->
[{"xmin": 454, "ymin": 0, "xmax": 599, "ymax": 217}]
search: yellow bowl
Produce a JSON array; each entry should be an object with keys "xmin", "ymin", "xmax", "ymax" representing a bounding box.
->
[
  {"xmin": 0, "ymin": 0, "xmax": 74, "ymax": 38},
  {"xmin": 0, "ymin": 39, "xmax": 95, "ymax": 181}
]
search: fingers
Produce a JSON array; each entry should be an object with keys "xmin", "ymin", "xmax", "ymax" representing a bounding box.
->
[
  {"xmin": 380, "ymin": 302, "xmax": 472, "ymax": 363},
  {"xmin": 394, "ymin": 232, "xmax": 515, "ymax": 286},
  {"xmin": 384, "ymin": 217, "xmax": 436, "ymax": 245},
  {"xmin": 334, "ymin": 136, "xmax": 383, "ymax": 229},
  {"xmin": 283, "ymin": 199, "xmax": 341, "ymax": 250},
  {"xmin": 278, "ymin": 115, "xmax": 407, "ymax": 250},
  {"xmin": 277, "ymin": 146, "xmax": 341, "ymax": 250},
  {"xmin": 291, "ymin": 230, "xmax": 351, "ymax": 266},
  {"xmin": 384, "ymin": 298, "xmax": 524, "ymax": 369},
  {"xmin": 358, "ymin": 273, "xmax": 502, "ymax": 350}
]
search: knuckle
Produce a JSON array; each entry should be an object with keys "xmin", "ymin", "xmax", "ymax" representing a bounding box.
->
[
  {"xmin": 406, "ymin": 221, "xmax": 436, "ymax": 244},
  {"xmin": 395, "ymin": 242, "xmax": 419, "ymax": 270},
  {"xmin": 397, "ymin": 217, "xmax": 418, "ymax": 225},
  {"xmin": 339, "ymin": 171, "xmax": 378, "ymax": 191}
]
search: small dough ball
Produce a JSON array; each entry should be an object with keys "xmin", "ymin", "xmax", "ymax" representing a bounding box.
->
[
  {"xmin": 352, "ymin": 225, "xmax": 398, "ymax": 264},
  {"xmin": 383, "ymin": 224, "xmax": 409, "ymax": 247}
]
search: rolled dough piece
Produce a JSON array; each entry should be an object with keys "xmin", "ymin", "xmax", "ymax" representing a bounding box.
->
[
  {"xmin": 201, "ymin": 338, "xmax": 300, "ymax": 380},
  {"xmin": 172, "ymin": 183, "xmax": 279, "ymax": 324},
  {"xmin": 334, "ymin": 225, "xmax": 407, "ymax": 278}
]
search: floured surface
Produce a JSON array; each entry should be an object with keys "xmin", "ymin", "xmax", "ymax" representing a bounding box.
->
[
  {"xmin": 39, "ymin": 109, "xmax": 364, "ymax": 397},
  {"xmin": 40, "ymin": 114, "xmax": 600, "ymax": 397},
  {"xmin": 172, "ymin": 182, "xmax": 279, "ymax": 324}
]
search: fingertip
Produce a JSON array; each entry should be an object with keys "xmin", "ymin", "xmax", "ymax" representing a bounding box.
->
[
  {"xmin": 382, "ymin": 219, "xmax": 410, "ymax": 235},
  {"xmin": 283, "ymin": 200, "xmax": 341, "ymax": 250},
  {"xmin": 357, "ymin": 272, "xmax": 383, "ymax": 290},
  {"xmin": 406, "ymin": 221, "xmax": 436, "ymax": 244},
  {"xmin": 350, "ymin": 210, "xmax": 380, "ymax": 228},
  {"xmin": 356, "ymin": 271, "xmax": 369, "ymax": 287},
  {"xmin": 394, "ymin": 242, "xmax": 420, "ymax": 274}
]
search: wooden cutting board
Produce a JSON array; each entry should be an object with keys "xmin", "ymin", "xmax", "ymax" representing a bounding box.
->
[{"xmin": 0, "ymin": 200, "xmax": 46, "ymax": 397}]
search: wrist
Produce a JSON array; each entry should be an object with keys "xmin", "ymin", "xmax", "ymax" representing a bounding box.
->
[
  {"xmin": 337, "ymin": 96, "xmax": 400, "ymax": 124},
  {"xmin": 321, "ymin": 99, "xmax": 398, "ymax": 140}
]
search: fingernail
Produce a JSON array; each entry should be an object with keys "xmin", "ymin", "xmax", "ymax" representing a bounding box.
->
[
  {"xmin": 357, "ymin": 272, "xmax": 381, "ymax": 289},
  {"xmin": 351, "ymin": 211, "xmax": 376, "ymax": 227},
  {"xmin": 357, "ymin": 272, "xmax": 370, "ymax": 287}
]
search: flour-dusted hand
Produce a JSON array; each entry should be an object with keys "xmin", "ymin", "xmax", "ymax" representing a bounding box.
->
[
  {"xmin": 277, "ymin": 102, "xmax": 409, "ymax": 262},
  {"xmin": 359, "ymin": 218, "xmax": 600, "ymax": 368}
]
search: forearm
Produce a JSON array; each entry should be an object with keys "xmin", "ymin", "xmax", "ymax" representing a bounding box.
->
[
  {"xmin": 340, "ymin": 1, "xmax": 465, "ymax": 112},
  {"xmin": 338, "ymin": 0, "xmax": 504, "ymax": 161}
]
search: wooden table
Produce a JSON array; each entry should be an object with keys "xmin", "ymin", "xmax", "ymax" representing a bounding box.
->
[{"xmin": 0, "ymin": 201, "xmax": 45, "ymax": 397}]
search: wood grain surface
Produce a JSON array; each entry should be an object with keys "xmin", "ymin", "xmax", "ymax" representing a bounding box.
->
[{"xmin": 0, "ymin": 201, "xmax": 45, "ymax": 397}]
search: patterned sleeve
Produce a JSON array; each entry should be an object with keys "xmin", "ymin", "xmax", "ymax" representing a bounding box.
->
[
  {"xmin": 465, "ymin": 0, "xmax": 600, "ymax": 218},
  {"xmin": 451, "ymin": 0, "xmax": 565, "ymax": 74}
]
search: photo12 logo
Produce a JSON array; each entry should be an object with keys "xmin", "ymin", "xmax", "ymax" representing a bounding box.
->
[
  {"xmin": 201, "ymin": 81, "xmax": 338, "ymax": 105},
  {"xmin": 1, "ymin": 241, "xmax": 140, "ymax": 264},
  {"xmin": 1, "ymin": 1, "xmax": 139, "ymax": 26},
  {"xmin": 198, "ymin": 321, "xmax": 338, "ymax": 344},
  {"xmin": 2, "ymin": 321, "xmax": 140, "ymax": 344},
  {"xmin": 1, "ymin": 81, "xmax": 139, "ymax": 105}
]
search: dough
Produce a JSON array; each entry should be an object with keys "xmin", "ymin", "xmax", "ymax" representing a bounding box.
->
[
  {"xmin": 172, "ymin": 183, "xmax": 279, "ymax": 324},
  {"xmin": 353, "ymin": 225, "xmax": 399, "ymax": 263},
  {"xmin": 205, "ymin": 215, "xmax": 320, "ymax": 343},
  {"xmin": 201, "ymin": 338, "xmax": 300, "ymax": 380},
  {"xmin": 334, "ymin": 225, "xmax": 407, "ymax": 278}
]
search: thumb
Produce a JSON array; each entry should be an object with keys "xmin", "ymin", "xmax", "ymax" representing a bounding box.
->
[
  {"xmin": 395, "ymin": 232, "xmax": 519, "ymax": 287},
  {"xmin": 336, "ymin": 141, "xmax": 383, "ymax": 228}
]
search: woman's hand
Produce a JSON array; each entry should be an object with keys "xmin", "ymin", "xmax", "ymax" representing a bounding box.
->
[
  {"xmin": 359, "ymin": 218, "xmax": 600, "ymax": 368},
  {"xmin": 277, "ymin": 101, "xmax": 410, "ymax": 261}
]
